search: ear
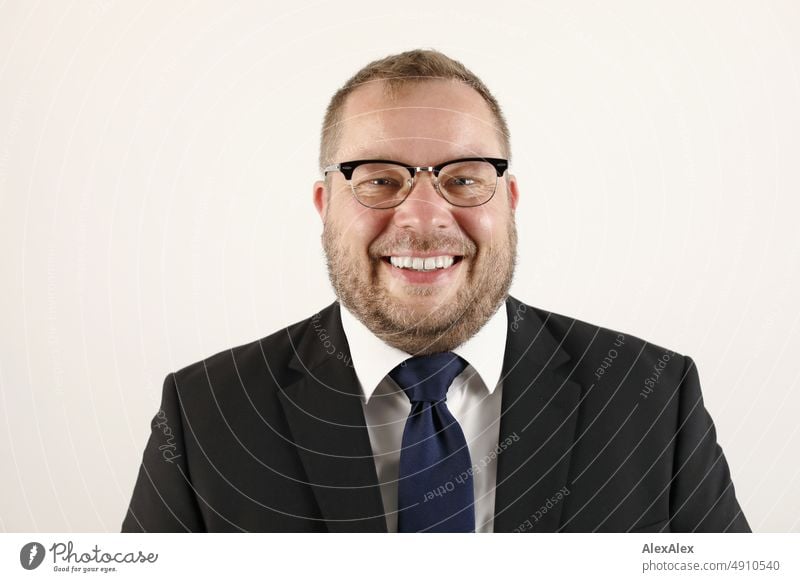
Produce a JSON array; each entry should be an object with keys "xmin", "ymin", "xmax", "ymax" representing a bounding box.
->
[
  {"xmin": 313, "ymin": 179, "xmax": 328, "ymax": 221},
  {"xmin": 506, "ymin": 173, "xmax": 519, "ymax": 211}
]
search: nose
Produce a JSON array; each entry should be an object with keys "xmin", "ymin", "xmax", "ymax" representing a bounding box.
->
[{"xmin": 391, "ymin": 170, "xmax": 455, "ymax": 231}]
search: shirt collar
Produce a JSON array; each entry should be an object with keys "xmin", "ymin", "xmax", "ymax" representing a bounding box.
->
[{"xmin": 339, "ymin": 300, "xmax": 508, "ymax": 403}]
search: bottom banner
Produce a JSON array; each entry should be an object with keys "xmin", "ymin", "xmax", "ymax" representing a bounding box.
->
[{"xmin": 1, "ymin": 533, "xmax": 797, "ymax": 581}]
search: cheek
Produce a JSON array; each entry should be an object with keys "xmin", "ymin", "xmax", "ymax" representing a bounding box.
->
[
  {"xmin": 334, "ymin": 206, "xmax": 391, "ymax": 256},
  {"xmin": 454, "ymin": 208, "xmax": 501, "ymax": 247}
]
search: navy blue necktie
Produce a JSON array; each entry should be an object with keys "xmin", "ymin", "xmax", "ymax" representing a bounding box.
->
[{"xmin": 389, "ymin": 352, "xmax": 475, "ymax": 532}]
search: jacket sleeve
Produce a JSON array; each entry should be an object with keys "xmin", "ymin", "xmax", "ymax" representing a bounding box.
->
[
  {"xmin": 669, "ymin": 355, "xmax": 751, "ymax": 532},
  {"xmin": 121, "ymin": 373, "xmax": 205, "ymax": 532}
]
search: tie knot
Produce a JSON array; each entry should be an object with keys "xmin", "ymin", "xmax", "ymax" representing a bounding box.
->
[{"xmin": 389, "ymin": 352, "xmax": 468, "ymax": 403}]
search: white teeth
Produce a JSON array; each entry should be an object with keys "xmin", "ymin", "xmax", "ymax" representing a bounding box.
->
[{"xmin": 388, "ymin": 255, "xmax": 457, "ymax": 271}]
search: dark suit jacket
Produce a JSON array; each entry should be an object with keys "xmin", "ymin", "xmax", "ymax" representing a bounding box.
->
[{"xmin": 121, "ymin": 295, "xmax": 750, "ymax": 532}]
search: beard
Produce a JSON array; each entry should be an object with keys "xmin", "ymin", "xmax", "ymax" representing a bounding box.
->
[{"xmin": 321, "ymin": 212, "xmax": 517, "ymax": 356}]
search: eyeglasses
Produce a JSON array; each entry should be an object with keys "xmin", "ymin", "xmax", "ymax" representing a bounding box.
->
[{"xmin": 323, "ymin": 157, "xmax": 509, "ymax": 209}]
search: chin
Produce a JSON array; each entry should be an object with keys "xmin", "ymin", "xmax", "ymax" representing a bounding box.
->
[
  {"xmin": 393, "ymin": 293, "xmax": 462, "ymax": 324},
  {"xmin": 390, "ymin": 286, "xmax": 458, "ymax": 308}
]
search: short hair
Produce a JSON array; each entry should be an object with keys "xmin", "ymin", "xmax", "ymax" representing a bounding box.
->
[{"xmin": 319, "ymin": 48, "xmax": 511, "ymax": 174}]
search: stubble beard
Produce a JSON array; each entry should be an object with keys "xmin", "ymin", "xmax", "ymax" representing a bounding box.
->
[{"xmin": 322, "ymin": 216, "xmax": 517, "ymax": 356}]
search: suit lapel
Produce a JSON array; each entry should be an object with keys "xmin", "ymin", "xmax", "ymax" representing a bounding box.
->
[
  {"xmin": 493, "ymin": 296, "xmax": 584, "ymax": 532},
  {"xmin": 278, "ymin": 301, "xmax": 387, "ymax": 532}
]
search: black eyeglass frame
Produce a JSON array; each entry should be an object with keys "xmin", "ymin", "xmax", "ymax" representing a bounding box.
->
[{"xmin": 323, "ymin": 156, "xmax": 509, "ymax": 209}]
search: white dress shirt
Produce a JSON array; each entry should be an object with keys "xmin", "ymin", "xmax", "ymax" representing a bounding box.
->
[{"xmin": 339, "ymin": 302, "xmax": 508, "ymax": 533}]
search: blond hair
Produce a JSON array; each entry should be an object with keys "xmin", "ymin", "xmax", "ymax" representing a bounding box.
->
[{"xmin": 319, "ymin": 49, "xmax": 511, "ymax": 173}]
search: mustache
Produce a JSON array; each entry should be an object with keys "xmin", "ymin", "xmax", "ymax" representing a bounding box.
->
[{"xmin": 370, "ymin": 232, "xmax": 476, "ymax": 258}]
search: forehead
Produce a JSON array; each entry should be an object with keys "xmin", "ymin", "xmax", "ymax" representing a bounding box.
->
[{"xmin": 336, "ymin": 79, "xmax": 503, "ymax": 164}]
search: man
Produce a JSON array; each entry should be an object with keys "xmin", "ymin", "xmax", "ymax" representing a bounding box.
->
[{"xmin": 122, "ymin": 49, "xmax": 750, "ymax": 533}]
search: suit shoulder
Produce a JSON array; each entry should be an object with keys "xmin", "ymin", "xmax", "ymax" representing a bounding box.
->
[
  {"xmin": 519, "ymin": 299, "xmax": 688, "ymax": 370},
  {"xmin": 169, "ymin": 309, "xmax": 321, "ymax": 390},
  {"xmin": 515, "ymin": 301, "xmax": 691, "ymax": 404}
]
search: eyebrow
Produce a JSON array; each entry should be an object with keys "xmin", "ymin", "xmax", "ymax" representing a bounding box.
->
[
  {"xmin": 345, "ymin": 154, "xmax": 491, "ymax": 166},
  {"xmin": 347, "ymin": 145, "xmax": 493, "ymax": 165},
  {"xmin": 347, "ymin": 153, "xmax": 412, "ymax": 163}
]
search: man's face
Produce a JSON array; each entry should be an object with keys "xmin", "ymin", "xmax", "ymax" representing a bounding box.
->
[{"xmin": 313, "ymin": 79, "xmax": 519, "ymax": 355}]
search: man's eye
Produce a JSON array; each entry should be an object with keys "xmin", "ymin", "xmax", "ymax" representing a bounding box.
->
[
  {"xmin": 448, "ymin": 177, "xmax": 476, "ymax": 187},
  {"xmin": 365, "ymin": 178, "xmax": 399, "ymax": 187}
]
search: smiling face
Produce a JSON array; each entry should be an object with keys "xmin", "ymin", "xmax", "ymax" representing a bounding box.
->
[{"xmin": 313, "ymin": 79, "xmax": 520, "ymax": 355}]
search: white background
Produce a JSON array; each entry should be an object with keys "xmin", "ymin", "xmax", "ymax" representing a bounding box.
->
[{"xmin": 0, "ymin": 0, "xmax": 798, "ymax": 532}]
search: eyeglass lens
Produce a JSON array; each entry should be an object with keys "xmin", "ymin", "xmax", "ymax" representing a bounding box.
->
[{"xmin": 349, "ymin": 161, "xmax": 498, "ymax": 208}]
